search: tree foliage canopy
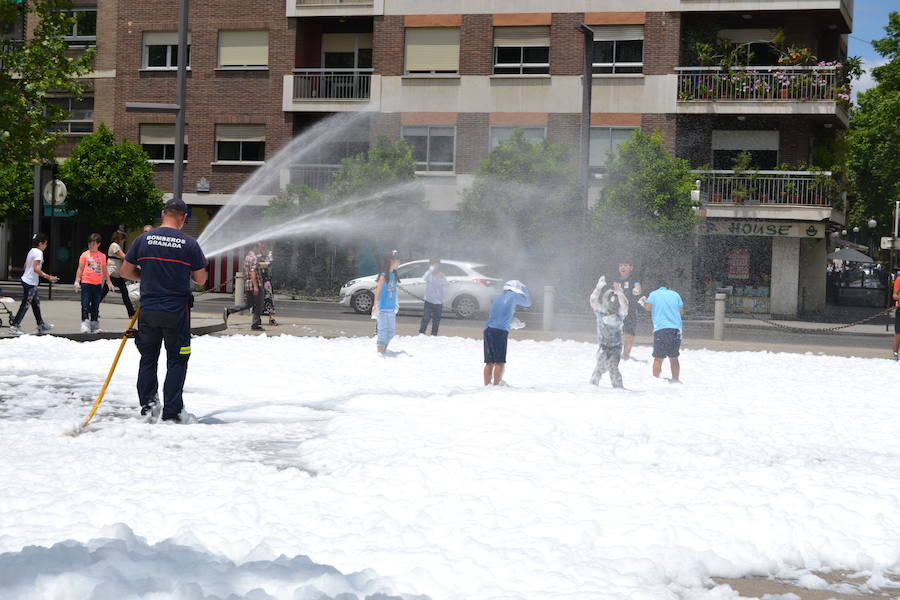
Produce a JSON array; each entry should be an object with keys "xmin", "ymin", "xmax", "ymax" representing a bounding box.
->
[
  {"xmin": 59, "ymin": 124, "xmax": 164, "ymax": 228},
  {"xmin": 592, "ymin": 129, "xmax": 697, "ymax": 254},
  {"xmin": 457, "ymin": 129, "xmax": 581, "ymax": 246},
  {"xmin": 267, "ymin": 135, "xmax": 422, "ymax": 221},
  {"xmin": 0, "ymin": 0, "xmax": 95, "ymax": 219},
  {"xmin": 847, "ymin": 11, "xmax": 900, "ymax": 229}
]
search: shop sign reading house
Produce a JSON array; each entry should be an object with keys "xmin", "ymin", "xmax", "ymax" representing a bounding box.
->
[{"xmin": 700, "ymin": 220, "xmax": 823, "ymax": 239}]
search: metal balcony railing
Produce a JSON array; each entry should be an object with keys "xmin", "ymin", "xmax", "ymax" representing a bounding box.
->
[
  {"xmin": 289, "ymin": 165, "xmax": 341, "ymax": 191},
  {"xmin": 693, "ymin": 170, "xmax": 835, "ymax": 206},
  {"xmin": 676, "ymin": 66, "xmax": 840, "ymax": 102},
  {"xmin": 292, "ymin": 69, "xmax": 373, "ymax": 101}
]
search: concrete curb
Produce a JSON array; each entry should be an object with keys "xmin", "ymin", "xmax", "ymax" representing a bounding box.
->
[{"xmin": 19, "ymin": 320, "xmax": 227, "ymax": 342}]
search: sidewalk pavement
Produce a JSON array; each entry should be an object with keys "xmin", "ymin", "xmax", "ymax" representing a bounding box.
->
[
  {"xmin": 0, "ymin": 297, "xmax": 224, "ymax": 341},
  {"xmin": 0, "ymin": 297, "xmax": 893, "ymax": 359}
]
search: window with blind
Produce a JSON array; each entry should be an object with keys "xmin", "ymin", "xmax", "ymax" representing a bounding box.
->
[
  {"xmin": 322, "ymin": 33, "xmax": 373, "ymax": 69},
  {"xmin": 493, "ymin": 26, "xmax": 550, "ymax": 75},
  {"xmin": 402, "ymin": 126, "xmax": 455, "ymax": 172},
  {"xmin": 46, "ymin": 97, "xmax": 93, "ymax": 134},
  {"xmin": 490, "ymin": 126, "xmax": 546, "ymax": 149},
  {"xmin": 216, "ymin": 124, "xmax": 266, "ymax": 163},
  {"xmin": 140, "ymin": 124, "xmax": 188, "ymax": 162},
  {"xmin": 218, "ymin": 30, "xmax": 269, "ymax": 68},
  {"xmin": 592, "ymin": 26, "xmax": 643, "ymax": 74},
  {"xmin": 405, "ymin": 28, "xmax": 459, "ymax": 75},
  {"xmin": 143, "ymin": 32, "xmax": 191, "ymax": 69},
  {"xmin": 589, "ymin": 127, "xmax": 637, "ymax": 168}
]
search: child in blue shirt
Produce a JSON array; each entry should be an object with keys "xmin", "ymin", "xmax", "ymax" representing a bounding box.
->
[
  {"xmin": 372, "ymin": 252, "xmax": 400, "ymax": 354},
  {"xmin": 589, "ymin": 276, "xmax": 628, "ymax": 388},
  {"xmin": 483, "ymin": 280, "xmax": 531, "ymax": 385}
]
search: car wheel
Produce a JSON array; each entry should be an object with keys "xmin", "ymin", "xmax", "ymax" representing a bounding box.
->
[
  {"xmin": 453, "ymin": 294, "xmax": 479, "ymax": 319},
  {"xmin": 351, "ymin": 290, "xmax": 374, "ymax": 314}
]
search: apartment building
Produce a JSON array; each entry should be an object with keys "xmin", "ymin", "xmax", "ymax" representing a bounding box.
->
[{"xmin": 5, "ymin": 0, "xmax": 854, "ymax": 315}]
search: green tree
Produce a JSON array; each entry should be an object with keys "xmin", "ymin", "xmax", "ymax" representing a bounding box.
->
[
  {"xmin": 457, "ymin": 129, "xmax": 581, "ymax": 246},
  {"xmin": 592, "ymin": 130, "xmax": 697, "ymax": 256},
  {"xmin": 265, "ymin": 135, "xmax": 423, "ymax": 296},
  {"xmin": 0, "ymin": 0, "xmax": 95, "ymax": 219},
  {"xmin": 59, "ymin": 124, "xmax": 164, "ymax": 228},
  {"xmin": 267, "ymin": 135, "xmax": 421, "ymax": 220},
  {"xmin": 0, "ymin": 162, "xmax": 33, "ymax": 220},
  {"xmin": 848, "ymin": 12, "xmax": 900, "ymax": 229}
]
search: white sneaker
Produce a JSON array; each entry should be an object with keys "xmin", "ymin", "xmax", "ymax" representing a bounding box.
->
[
  {"xmin": 37, "ymin": 323, "xmax": 54, "ymax": 334},
  {"xmin": 80, "ymin": 320, "xmax": 90, "ymax": 333},
  {"xmin": 8, "ymin": 325, "xmax": 24, "ymax": 336},
  {"xmin": 90, "ymin": 320, "xmax": 101, "ymax": 333}
]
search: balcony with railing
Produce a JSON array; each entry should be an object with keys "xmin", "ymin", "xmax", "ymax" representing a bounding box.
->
[
  {"xmin": 288, "ymin": 0, "xmax": 378, "ymax": 18},
  {"xmin": 288, "ymin": 164, "xmax": 341, "ymax": 191},
  {"xmin": 676, "ymin": 66, "xmax": 848, "ymax": 120},
  {"xmin": 293, "ymin": 69, "xmax": 372, "ymax": 101},
  {"xmin": 695, "ymin": 169, "xmax": 842, "ymax": 221},
  {"xmin": 284, "ymin": 69, "xmax": 378, "ymax": 112}
]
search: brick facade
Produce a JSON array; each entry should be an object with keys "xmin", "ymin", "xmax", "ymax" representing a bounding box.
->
[
  {"xmin": 113, "ymin": 0, "xmax": 294, "ymax": 196},
  {"xmin": 549, "ymin": 13, "xmax": 584, "ymax": 76},
  {"xmin": 548, "ymin": 113, "xmax": 582, "ymax": 160},
  {"xmin": 460, "ymin": 15, "xmax": 492, "ymax": 77},
  {"xmin": 455, "ymin": 113, "xmax": 489, "ymax": 174},
  {"xmin": 643, "ymin": 12, "xmax": 680, "ymax": 76},
  {"xmin": 641, "ymin": 114, "xmax": 677, "ymax": 154},
  {"xmin": 778, "ymin": 118, "xmax": 812, "ymax": 165},
  {"xmin": 373, "ymin": 15, "xmax": 404, "ymax": 76}
]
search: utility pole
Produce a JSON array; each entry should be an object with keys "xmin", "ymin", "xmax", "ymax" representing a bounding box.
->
[{"xmin": 576, "ymin": 23, "xmax": 594, "ymax": 226}]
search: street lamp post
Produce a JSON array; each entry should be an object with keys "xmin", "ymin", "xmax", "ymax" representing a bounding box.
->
[{"xmin": 576, "ymin": 22, "xmax": 594, "ymax": 227}]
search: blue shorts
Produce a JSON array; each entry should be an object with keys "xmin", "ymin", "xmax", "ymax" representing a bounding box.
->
[
  {"xmin": 652, "ymin": 328, "xmax": 681, "ymax": 358},
  {"xmin": 483, "ymin": 327, "xmax": 509, "ymax": 363}
]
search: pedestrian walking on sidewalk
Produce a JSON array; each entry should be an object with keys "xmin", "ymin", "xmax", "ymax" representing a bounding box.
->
[
  {"xmin": 8, "ymin": 233, "xmax": 59, "ymax": 335},
  {"xmin": 589, "ymin": 276, "xmax": 628, "ymax": 388},
  {"xmin": 639, "ymin": 282, "xmax": 684, "ymax": 382},
  {"xmin": 74, "ymin": 233, "xmax": 115, "ymax": 333},
  {"xmin": 372, "ymin": 250, "xmax": 401, "ymax": 354},
  {"xmin": 258, "ymin": 242, "xmax": 278, "ymax": 326},
  {"xmin": 107, "ymin": 230, "xmax": 135, "ymax": 318},
  {"xmin": 419, "ymin": 257, "xmax": 449, "ymax": 336},
  {"xmin": 224, "ymin": 242, "xmax": 265, "ymax": 331},
  {"xmin": 121, "ymin": 198, "xmax": 209, "ymax": 423},
  {"xmin": 483, "ymin": 280, "xmax": 531, "ymax": 386}
]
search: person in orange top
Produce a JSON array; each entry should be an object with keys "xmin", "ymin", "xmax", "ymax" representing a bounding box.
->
[
  {"xmin": 74, "ymin": 232, "xmax": 115, "ymax": 333},
  {"xmin": 893, "ymin": 273, "xmax": 900, "ymax": 360}
]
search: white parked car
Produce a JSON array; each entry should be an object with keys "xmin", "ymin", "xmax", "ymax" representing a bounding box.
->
[{"xmin": 339, "ymin": 260, "xmax": 503, "ymax": 319}]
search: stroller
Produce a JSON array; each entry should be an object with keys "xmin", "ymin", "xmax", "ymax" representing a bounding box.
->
[{"xmin": 0, "ymin": 288, "xmax": 15, "ymax": 328}]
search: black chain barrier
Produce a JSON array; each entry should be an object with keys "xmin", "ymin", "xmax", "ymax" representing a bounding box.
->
[{"xmin": 729, "ymin": 305, "xmax": 894, "ymax": 333}]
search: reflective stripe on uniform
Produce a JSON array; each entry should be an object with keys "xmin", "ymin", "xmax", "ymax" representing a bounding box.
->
[{"xmin": 179, "ymin": 346, "xmax": 191, "ymax": 355}]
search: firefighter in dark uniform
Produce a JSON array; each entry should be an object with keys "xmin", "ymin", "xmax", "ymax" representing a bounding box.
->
[{"xmin": 121, "ymin": 198, "xmax": 208, "ymax": 423}]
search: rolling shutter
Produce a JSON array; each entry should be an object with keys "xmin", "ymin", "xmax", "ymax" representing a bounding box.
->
[
  {"xmin": 219, "ymin": 30, "xmax": 268, "ymax": 67},
  {"xmin": 493, "ymin": 26, "xmax": 550, "ymax": 47},
  {"xmin": 405, "ymin": 27, "xmax": 460, "ymax": 72},
  {"xmin": 592, "ymin": 25, "xmax": 644, "ymax": 41}
]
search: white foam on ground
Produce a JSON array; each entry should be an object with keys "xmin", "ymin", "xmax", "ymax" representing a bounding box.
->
[{"xmin": 0, "ymin": 333, "xmax": 899, "ymax": 599}]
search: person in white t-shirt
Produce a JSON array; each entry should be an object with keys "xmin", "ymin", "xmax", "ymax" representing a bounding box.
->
[{"xmin": 9, "ymin": 233, "xmax": 59, "ymax": 335}]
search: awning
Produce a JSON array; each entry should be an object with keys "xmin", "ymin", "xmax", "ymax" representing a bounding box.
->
[{"xmin": 827, "ymin": 248, "xmax": 874, "ymax": 263}]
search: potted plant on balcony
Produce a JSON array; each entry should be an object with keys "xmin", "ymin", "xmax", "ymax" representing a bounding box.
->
[{"xmin": 729, "ymin": 152, "xmax": 760, "ymax": 204}]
